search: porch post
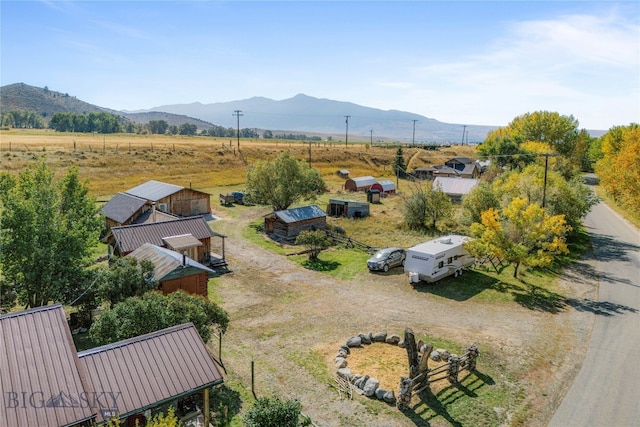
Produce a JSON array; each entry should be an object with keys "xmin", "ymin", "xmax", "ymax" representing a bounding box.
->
[{"xmin": 203, "ymin": 387, "xmax": 210, "ymax": 427}]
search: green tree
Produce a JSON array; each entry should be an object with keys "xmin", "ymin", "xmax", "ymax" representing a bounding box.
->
[
  {"xmin": 461, "ymin": 181, "xmax": 500, "ymax": 226},
  {"xmin": 89, "ymin": 290, "xmax": 229, "ymax": 345},
  {"xmin": 0, "ymin": 162, "xmax": 102, "ymax": 309},
  {"xmin": 467, "ymin": 197, "xmax": 571, "ymax": 278},
  {"xmin": 148, "ymin": 120, "xmax": 169, "ymax": 134},
  {"xmin": 98, "ymin": 257, "xmax": 157, "ymax": 308},
  {"xmin": 295, "ymin": 230, "xmax": 331, "ymax": 261},
  {"xmin": 263, "ymin": 130, "xmax": 273, "ymax": 139},
  {"xmin": 243, "ymin": 396, "xmax": 309, "ymax": 427},
  {"xmin": 246, "ymin": 151, "xmax": 326, "ymax": 211},
  {"xmin": 392, "ymin": 146, "xmax": 407, "ymax": 178},
  {"xmin": 402, "ymin": 183, "xmax": 453, "ymax": 231}
]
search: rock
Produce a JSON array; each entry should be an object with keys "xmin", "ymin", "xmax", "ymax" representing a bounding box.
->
[
  {"xmin": 438, "ymin": 349, "xmax": 451, "ymax": 362},
  {"xmin": 375, "ymin": 388, "xmax": 387, "ymax": 400},
  {"xmin": 355, "ymin": 375, "xmax": 370, "ymax": 389},
  {"xmin": 336, "ymin": 349, "xmax": 349, "ymax": 358},
  {"xmin": 363, "ymin": 377, "xmax": 379, "ymax": 397},
  {"xmin": 386, "ymin": 334, "xmax": 401, "ymax": 345},
  {"xmin": 346, "ymin": 336, "xmax": 362, "ymax": 347},
  {"xmin": 351, "ymin": 374, "xmax": 362, "ymax": 384},
  {"xmin": 334, "ymin": 357, "xmax": 347, "ymax": 369},
  {"xmin": 337, "ymin": 368, "xmax": 353, "ymax": 380},
  {"xmin": 371, "ymin": 332, "xmax": 387, "ymax": 343},
  {"xmin": 430, "ymin": 350, "xmax": 441, "ymax": 361},
  {"xmin": 358, "ymin": 333, "xmax": 372, "ymax": 345},
  {"xmin": 383, "ymin": 390, "xmax": 396, "ymax": 403},
  {"xmin": 398, "ymin": 339, "xmax": 406, "ymax": 348},
  {"xmin": 339, "ymin": 345, "xmax": 351, "ymax": 355}
]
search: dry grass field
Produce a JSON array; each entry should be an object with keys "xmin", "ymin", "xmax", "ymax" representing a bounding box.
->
[{"xmin": 0, "ymin": 129, "xmax": 597, "ymax": 426}]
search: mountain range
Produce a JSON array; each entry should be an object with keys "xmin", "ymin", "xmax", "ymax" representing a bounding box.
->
[{"xmin": 2, "ymin": 82, "xmax": 498, "ymax": 142}]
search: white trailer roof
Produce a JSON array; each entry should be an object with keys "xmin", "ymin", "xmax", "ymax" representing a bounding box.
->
[{"xmin": 408, "ymin": 234, "xmax": 471, "ymax": 255}]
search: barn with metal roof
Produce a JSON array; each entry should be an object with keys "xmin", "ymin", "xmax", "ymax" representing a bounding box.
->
[
  {"xmin": 264, "ymin": 205, "xmax": 327, "ymax": 241},
  {"xmin": 344, "ymin": 176, "xmax": 376, "ymax": 192},
  {"xmin": 123, "ymin": 180, "xmax": 211, "ymax": 217},
  {"xmin": 370, "ymin": 180, "xmax": 396, "ymax": 194}
]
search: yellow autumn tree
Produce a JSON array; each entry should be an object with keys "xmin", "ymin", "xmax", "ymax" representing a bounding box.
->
[{"xmin": 467, "ymin": 197, "xmax": 571, "ymax": 278}]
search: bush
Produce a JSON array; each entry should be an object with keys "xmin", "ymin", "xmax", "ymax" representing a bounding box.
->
[{"xmin": 243, "ymin": 396, "xmax": 310, "ymax": 427}]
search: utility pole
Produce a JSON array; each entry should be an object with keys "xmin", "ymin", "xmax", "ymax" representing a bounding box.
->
[
  {"xmin": 542, "ymin": 153, "xmax": 549, "ymax": 209},
  {"xmin": 233, "ymin": 110, "xmax": 243, "ymax": 150},
  {"xmin": 461, "ymin": 125, "xmax": 467, "ymax": 145},
  {"xmin": 308, "ymin": 140, "xmax": 312, "ymax": 166},
  {"xmin": 370, "ymin": 129, "xmax": 373, "ymax": 145},
  {"xmin": 412, "ymin": 120, "xmax": 418, "ymax": 145},
  {"xmin": 344, "ymin": 115, "xmax": 350, "ymax": 146}
]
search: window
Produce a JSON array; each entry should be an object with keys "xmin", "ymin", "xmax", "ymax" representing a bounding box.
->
[
  {"xmin": 447, "ymin": 257, "xmax": 453, "ymax": 264},
  {"xmin": 438, "ymin": 261, "xmax": 444, "ymax": 269}
]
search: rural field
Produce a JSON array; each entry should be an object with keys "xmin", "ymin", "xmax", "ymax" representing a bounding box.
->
[{"xmin": 0, "ymin": 129, "xmax": 598, "ymax": 426}]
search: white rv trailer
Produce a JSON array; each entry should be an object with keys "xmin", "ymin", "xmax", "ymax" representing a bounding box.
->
[{"xmin": 404, "ymin": 235, "xmax": 475, "ymax": 284}]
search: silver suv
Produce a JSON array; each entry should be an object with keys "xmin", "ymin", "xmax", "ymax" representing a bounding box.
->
[{"xmin": 367, "ymin": 248, "xmax": 406, "ymax": 272}]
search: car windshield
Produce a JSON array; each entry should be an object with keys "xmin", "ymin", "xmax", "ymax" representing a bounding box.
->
[{"xmin": 373, "ymin": 251, "xmax": 389, "ymax": 259}]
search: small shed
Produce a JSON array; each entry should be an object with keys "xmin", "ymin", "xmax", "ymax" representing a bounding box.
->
[
  {"xmin": 344, "ymin": 176, "xmax": 376, "ymax": 192},
  {"xmin": 433, "ymin": 177, "xmax": 479, "ymax": 202},
  {"xmin": 264, "ymin": 205, "xmax": 327, "ymax": 241},
  {"xmin": 337, "ymin": 169, "xmax": 350, "ymax": 178},
  {"xmin": 367, "ymin": 189, "xmax": 381, "ymax": 203},
  {"xmin": 127, "ymin": 243, "xmax": 216, "ymax": 298},
  {"xmin": 327, "ymin": 199, "xmax": 370, "ymax": 218},
  {"xmin": 370, "ymin": 180, "xmax": 396, "ymax": 194}
]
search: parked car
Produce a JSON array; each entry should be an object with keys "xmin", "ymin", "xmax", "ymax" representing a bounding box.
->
[{"xmin": 367, "ymin": 247, "xmax": 406, "ymax": 272}]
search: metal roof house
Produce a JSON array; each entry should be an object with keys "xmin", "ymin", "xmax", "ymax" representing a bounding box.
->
[
  {"xmin": 1, "ymin": 305, "xmax": 224, "ymax": 427},
  {"xmin": 0, "ymin": 305, "xmax": 96, "ymax": 427},
  {"xmin": 109, "ymin": 216, "xmax": 226, "ymax": 266},
  {"xmin": 78, "ymin": 323, "xmax": 223, "ymax": 426},
  {"xmin": 127, "ymin": 243, "xmax": 216, "ymax": 298},
  {"xmin": 326, "ymin": 198, "xmax": 370, "ymax": 218},
  {"xmin": 264, "ymin": 205, "xmax": 327, "ymax": 241},
  {"xmin": 433, "ymin": 177, "xmax": 480, "ymax": 201},
  {"xmin": 344, "ymin": 176, "xmax": 376, "ymax": 192},
  {"xmin": 370, "ymin": 180, "xmax": 396, "ymax": 194}
]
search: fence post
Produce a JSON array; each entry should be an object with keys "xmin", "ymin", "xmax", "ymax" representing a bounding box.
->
[
  {"xmin": 467, "ymin": 344, "xmax": 479, "ymax": 372},
  {"xmin": 447, "ymin": 355, "xmax": 460, "ymax": 384},
  {"xmin": 251, "ymin": 360, "xmax": 256, "ymax": 398}
]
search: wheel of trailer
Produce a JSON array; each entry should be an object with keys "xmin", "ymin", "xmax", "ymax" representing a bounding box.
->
[
  {"xmin": 383, "ymin": 263, "xmax": 389, "ymax": 272},
  {"xmin": 454, "ymin": 269, "xmax": 460, "ymax": 278}
]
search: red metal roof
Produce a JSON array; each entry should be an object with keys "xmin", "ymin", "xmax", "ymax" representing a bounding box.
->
[
  {"xmin": 78, "ymin": 323, "xmax": 223, "ymax": 423},
  {"xmin": 0, "ymin": 305, "xmax": 96, "ymax": 427}
]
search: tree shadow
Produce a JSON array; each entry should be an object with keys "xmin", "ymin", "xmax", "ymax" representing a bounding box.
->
[
  {"xmin": 209, "ymin": 384, "xmax": 242, "ymax": 427},
  {"xmin": 412, "ymin": 270, "xmax": 499, "ymax": 301},
  {"xmin": 586, "ymin": 231, "xmax": 640, "ymax": 264},
  {"xmin": 301, "ymin": 258, "xmax": 341, "ymax": 272},
  {"xmin": 512, "ymin": 280, "xmax": 566, "ymax": 313},
  {"xmin": 400, "ymin": 370, "xmax": 494, "ymax": 427}
]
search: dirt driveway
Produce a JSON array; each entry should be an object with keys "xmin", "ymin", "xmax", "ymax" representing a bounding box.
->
[{"xmin": 209, "ymin": 209, "xmax": 598, "ymax": 426}]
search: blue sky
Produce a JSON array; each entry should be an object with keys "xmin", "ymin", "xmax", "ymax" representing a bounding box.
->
[{"xmin": 2, "ymin": 1, "xmax": 638, "ymax": 130}]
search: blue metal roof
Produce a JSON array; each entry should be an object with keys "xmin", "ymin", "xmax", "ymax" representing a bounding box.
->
[{"xmin": 274, "ymin": 205, "xmax": 326, "ymax": 223}]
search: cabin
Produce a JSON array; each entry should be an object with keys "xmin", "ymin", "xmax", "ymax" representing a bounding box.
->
[
  {"xmin": 78, "ymin": 323, "xmax": 223, "ymax": 426},
  {"xmin": 433, "ymin": 177, "xmax": 479, "ymax": 202},
  {"xmin": 127, "ymin": 243, "xmax": 216, "ymax": 298},
  {"xmin": 0, "ymin": 305, "xmax": 224, "ymax": 427},
  {"xmin": 108, "ymin": 216, "xmax": 226, "ymax": 266},
  {"xmin": 370, "ymin": 180, "xmax": 396, "ymax": 195},
  {"xmin": 326, "ymin": 198, "xmax": 370, "ymax": 218},
  {"xmin": 412, "ymin": 165, "xmax": 443, "ymax": 180},
  {"xmin": 101, "ymin": 192, "xmax": 178, "ymax": 237},
  {"xmin": 264, "ymin": 205, "xmax": 327, "ymax": 241},
  {"xmin": 344, "ymin": 176, "xmax": 376, "ymax": 192},
  {"xmin": 444, "ymin": 157, "xmax": 474, "ymax": 171},
  {"xmin": 124, "ymin": 180, "xmax": 211, "ymax": 217}
]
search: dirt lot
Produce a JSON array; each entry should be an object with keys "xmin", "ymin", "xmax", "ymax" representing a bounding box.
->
[{"xmin": 208, "ymin": 207, "xmax": 598, "ymax": 427}]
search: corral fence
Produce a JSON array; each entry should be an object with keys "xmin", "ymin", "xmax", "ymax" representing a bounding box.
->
[{"xmin": 324, "ymin": 228, "xmax": 374, "ymax": 253}]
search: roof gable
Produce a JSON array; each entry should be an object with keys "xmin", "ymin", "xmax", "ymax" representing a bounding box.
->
[
  {"xmin": 0, "ymin": 305, "xmax": 95, "ymax": 427},
  {"xmin": 78, "ymin": 323, "xmax": 223, "ymax": 423},
  {"xmin": 274, "ymin": 205, "xmax": 327, "ymax": 223},
  {"xmin": 102, "ymin": 192, "xmax": 148, "ymax": 224},
  {"xmin": 111, "ymin": 216, "xmax": 215, "ymax": 254},
  {"xmin": 125, "ymin": 180, "xmax": 184, "ymax": 202}
]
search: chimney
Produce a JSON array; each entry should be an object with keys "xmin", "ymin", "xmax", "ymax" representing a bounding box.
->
[
  {"xmin": 182, "ymin": 251, "xmax": 187, "ymax": 267},
  {"xmin": 152, "ymin": 202, "xmax": 157, "ymax": 223}
]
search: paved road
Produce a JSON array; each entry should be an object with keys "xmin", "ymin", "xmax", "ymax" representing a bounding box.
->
[{"xmin": 549, "ymin": 190, "xmax": 640, "ymax": 427}]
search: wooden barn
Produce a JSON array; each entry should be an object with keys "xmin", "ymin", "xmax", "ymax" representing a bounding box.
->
[
  {"xmin": 127, "ymin": 243, "xmax": 216, "ymax": 298},
  {"xmin": 344, "ymin": 176, "xmax": 376, "ymax": 192},
  {"xmin": 327, "ymin": 198, "xmax": 370, "ymax": 218},
  {"xmin": 101, "ymin": 192, "xmax": 178, "ymax": 236},
  {"xmin": 108, "ymin": 216, "xmax": 226, "ymax": 266},
  {"xmin": 125, "ymin": 180, "xmax": 211, "ymax": 217},
  {"xmin": 264, "ymin": 205, "xmax": 327, "ymax": 241},
  {"xmin": 370, "ymin": 180, "xmax": 396, "ymax": 194}
]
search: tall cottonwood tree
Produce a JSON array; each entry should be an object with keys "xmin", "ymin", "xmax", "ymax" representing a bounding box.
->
[
  {"xmin": 246, "ymin": 151, "xmax": 326, "ymax": 211},
  {"xmin": 0, "ymin": 161, "xmax": 102, "ymax": 309}
]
